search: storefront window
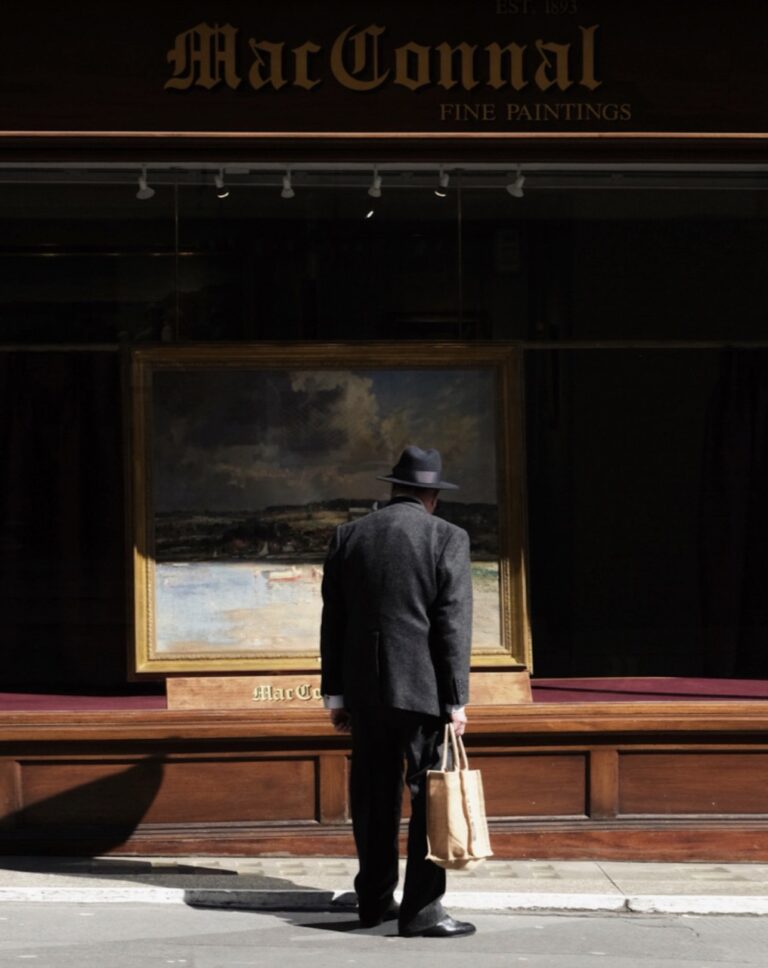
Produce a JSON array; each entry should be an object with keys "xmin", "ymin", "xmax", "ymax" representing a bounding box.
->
[
  {"xmin": 1, "ymin": 166, "xmax": 766, "ymax": 687},
  {"xmin": 176, "ymin": 178, "xmax": 461, "ymax": 340},
  {"xmin": 526, "ymin": 348, "xmax": 739, "ymax": 678},
  {"xmin": 0, "ymin": 183, "xmax": 175, "ymax": 343}
]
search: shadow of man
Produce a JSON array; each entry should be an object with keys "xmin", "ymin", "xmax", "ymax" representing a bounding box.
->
[
  {"xmin": 0, "ymin": 756, "xmax": 384, "ymax": 933},
  {"xmin": 1, "ymin": 754, "xmax": 165, "ymax": 857}
]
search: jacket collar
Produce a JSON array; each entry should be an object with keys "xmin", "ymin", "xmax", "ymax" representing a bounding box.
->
[{"xmin": 386, "ymin": 494, "xmax": 428, "ymax": 512}]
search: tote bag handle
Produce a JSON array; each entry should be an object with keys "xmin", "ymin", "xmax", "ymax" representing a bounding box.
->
[{"xmin": 439, "ymin": 722, "xmax": 470, "ymax": 772}]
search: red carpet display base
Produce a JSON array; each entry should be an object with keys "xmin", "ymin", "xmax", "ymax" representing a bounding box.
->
[{"xmin": 2, "ymin": 677, "xmax": 768, "ymax": 710}]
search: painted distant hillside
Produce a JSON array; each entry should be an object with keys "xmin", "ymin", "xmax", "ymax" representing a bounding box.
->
[{"xmin": 155, "ymin": 499, "xmax": 498, "ymax": 562}]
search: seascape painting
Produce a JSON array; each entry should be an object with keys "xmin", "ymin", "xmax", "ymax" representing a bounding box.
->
[
  {"xmin": 149, "ymin": 366, "xmax": 504, "ymax": 661},
  {"xmin": 131, "ymin": 344, "xmax": 531, "ymax": 674}
]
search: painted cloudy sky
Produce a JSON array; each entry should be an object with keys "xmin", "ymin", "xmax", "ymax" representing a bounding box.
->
[{"xmin": 151, "ymin": 368, "xmax": 498, "ymax": 510}]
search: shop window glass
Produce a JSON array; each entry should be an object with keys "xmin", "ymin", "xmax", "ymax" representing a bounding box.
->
[
  {"xmin": 176, "ymin": 180, "xmax": 461, "ymax": 340},
  {"xmin": 2, "ymin": 168, "xmax": 768, "ymax": 689},
  {"xmin": 527, "ymin": 348, "xmax": 768, "ymax": 680},
  {"xmin": 0, "ymin": 184, "xmax": 175, "ymax": 343}
]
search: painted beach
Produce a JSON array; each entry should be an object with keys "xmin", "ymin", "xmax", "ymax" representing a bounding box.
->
[{"xmin": 155, "ymin": 559, "xmax": 502, "ymax": 656}]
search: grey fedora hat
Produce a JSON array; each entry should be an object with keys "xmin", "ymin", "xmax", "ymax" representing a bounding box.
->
[{"xmin": 377, "ymin": 445, "xmax": 459, "ymax": 490}]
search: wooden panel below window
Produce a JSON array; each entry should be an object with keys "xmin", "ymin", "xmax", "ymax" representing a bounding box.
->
[
  {"xmin": 0, "ymin": 761, "xmax": 20, "ymax": 823},
  {"xmin": 19, "ymin": 757, "xmax": 317, "ymax": 825},
  {"xmin": 620, "ymin": 753, "xmax": 768, "ymax": 815},
  {"xmin": 8, "ymin": 704, "xmax": 768, "ymax": 859},
  {"xmin": 478, "ymin": 754, "xmax": 587, "ymax": 817}
]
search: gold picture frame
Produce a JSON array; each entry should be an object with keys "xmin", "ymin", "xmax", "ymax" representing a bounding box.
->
[{"xmin": 131, "ymin": 343, "xmax": 531, "ymax": 674}]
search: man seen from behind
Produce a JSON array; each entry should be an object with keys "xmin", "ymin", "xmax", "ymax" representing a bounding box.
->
[{"xmin": 320, "ymin": 445, "xmax": 475, "ymax": 938}]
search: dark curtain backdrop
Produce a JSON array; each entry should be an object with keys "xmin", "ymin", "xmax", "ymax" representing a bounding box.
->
[
  {"xmin": 0, "ymin": 352, "xmax": 128, "ymax": 687},
  {"xmin": 700, "ymin": 351, "xmax": 768, "ymax": 678},
  {"xmin": 2, "ymin": 348, "xmax": 767, "ymax": 689}
]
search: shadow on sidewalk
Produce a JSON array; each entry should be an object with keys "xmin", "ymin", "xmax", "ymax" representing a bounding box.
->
[{"xmin": 0, "ymin": 754, "xmax": 372, "ymax": 925}]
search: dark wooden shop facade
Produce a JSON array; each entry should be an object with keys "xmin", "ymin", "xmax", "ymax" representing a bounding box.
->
[{"xmin": 2, "ymin": 1, "xmax": 768, "ymax": 860}]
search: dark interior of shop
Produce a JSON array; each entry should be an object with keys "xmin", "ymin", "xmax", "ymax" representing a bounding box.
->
[{"xmin": 1, "ymin": 170, "xmax": 767, "ymax": 691}]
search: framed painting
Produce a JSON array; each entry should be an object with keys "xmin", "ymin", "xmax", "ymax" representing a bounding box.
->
[{"xmin": 130, "ymin": 343, "xmax": 530, "ymax": 674}]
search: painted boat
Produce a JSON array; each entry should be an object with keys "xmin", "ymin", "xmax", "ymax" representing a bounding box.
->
[{"xmin": 263, "ymin": 565, "xmax": 302, "ymax": 582}]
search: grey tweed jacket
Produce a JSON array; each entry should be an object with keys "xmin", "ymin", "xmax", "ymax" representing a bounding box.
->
[{"xmin": 320, "ymin": 495, "xmax": 473, "ymax": 717}]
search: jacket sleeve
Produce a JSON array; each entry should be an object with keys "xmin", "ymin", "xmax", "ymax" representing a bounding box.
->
[
  {"xmin": 430, "ymin": 527, "xmax": 473, "ymax": 707},
  {"xmin": 320, "ymin": 527, "xmax": 346, "ymax": 697}
]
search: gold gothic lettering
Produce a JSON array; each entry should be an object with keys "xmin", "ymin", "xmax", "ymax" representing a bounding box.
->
[
  {"xmin": 247, "ymin": 38, "xmax": 322, "ymax": 90},
  {"xmin": 394, "ymin": 41, "xmax": 431, "ymax": 92},
  {"xmin": 165, "ymin": 23, "xmax": 602, "ymax": 95},
  {"xmin": 331, "ymin": 24, "xmax": 391, "ymax": 91},
  {"xmin": 435, "ymin": 42, "xmax": 479, "ymax": 91},
  {"xmin": 485, "ymin": 42, "xmax": 528, "ymax": 91},
  {"xmin": 534, "ymin": 38, "xmax": 572, "ymax": 92},
  {"xmin": 165, "ymin": 22, "xmax": 241, "ymax": 90},
  {"xmin": 251, "ymin": 683, "xmax": 323, "ymax": 703},
  {"xmin": 293, "ymin": 40, "xmax": 322, "ymax": 90},
  {"xmin": 248, "ymin": 39, "xmax": 287, "ymax": 90},
  {"xmin": 579, "ymin": 25, "xmax": 601, "ymax": 91}
]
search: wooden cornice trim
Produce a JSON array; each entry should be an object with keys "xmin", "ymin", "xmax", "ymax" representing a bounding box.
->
[{"xmin": 0, "ymin": 130, "xmax": 766, "ymax": 141}]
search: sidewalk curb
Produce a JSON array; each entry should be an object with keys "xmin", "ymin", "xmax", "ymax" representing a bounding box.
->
[
  {"xmin": 1, "ymin": 887, "xmax": 768, "ymax": 915},
  {"xmin": 626, "ymin": 895, "xmax": 768, "ymax": 915}
]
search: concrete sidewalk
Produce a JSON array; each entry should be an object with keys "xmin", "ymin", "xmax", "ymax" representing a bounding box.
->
[{"xmin": 2, "ymin": 857, "xmax": 768, "ymax": 915}]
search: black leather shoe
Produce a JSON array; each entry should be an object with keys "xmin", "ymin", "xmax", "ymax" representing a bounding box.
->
[
  {"xmin": 400, "ymin": 914, "xmax": 476, "ymax": 938},
  {"xmin": 359, "ymin": 901, "xmax": 400, "ymax": 928}
]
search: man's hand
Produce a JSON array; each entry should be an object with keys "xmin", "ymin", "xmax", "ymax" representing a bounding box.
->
[
  {"xmin": 329, "ymin": 707, "xmax": 352, "ymax": 734},
  {"xmin": 451, "ymin": 707, "xmax": 468, "ymax": 737}
]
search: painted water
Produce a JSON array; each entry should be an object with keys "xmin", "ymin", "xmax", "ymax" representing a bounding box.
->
[{"xmin": 155, "ymin": 561, "xmax": 502, "ymax": 656}]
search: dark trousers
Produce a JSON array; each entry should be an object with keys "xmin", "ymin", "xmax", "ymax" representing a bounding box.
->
[{"xmin": 349, "ymin": 706, "xmax": 446, "ymax": 932}]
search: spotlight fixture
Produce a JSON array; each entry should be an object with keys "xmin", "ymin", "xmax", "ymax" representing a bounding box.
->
[
  {"xmin": 506, "ymin": 167, "xmax": 526, "ymax": 199},
  {"xmin": 281, "ymin": 168, "xmax": 295, "ymax": 199},
  {"xmin": 365, "ymin": 207, "xmax": 376, "ymax": 219},
  {"xmin": 367, "ymin": 166, "xmax": 382, "ymax": 199},
  {"xmin": 214, "ymin": 169, "xmax": 230, "ymax": 199},
  {"xmin": 434, "ymin": 168, "xmax": 450, "ymax": 198},
  {"xmin": 136, "ymin": 167, "xmax": 155, "ymax": 201}
]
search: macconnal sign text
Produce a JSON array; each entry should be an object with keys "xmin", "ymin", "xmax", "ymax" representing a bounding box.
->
[{"xmin": 165, "ymin": 22, "xmax": 602, "ymax": 94}]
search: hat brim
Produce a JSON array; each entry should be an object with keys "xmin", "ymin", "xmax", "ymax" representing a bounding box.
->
[{"xmin": 376, "ymin": 474, "xmax": 459, "ymax": 491}]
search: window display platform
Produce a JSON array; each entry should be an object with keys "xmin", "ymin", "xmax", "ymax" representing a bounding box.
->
[
  {"xmin": 0, "ymin": 692, "xmax": 166, "ymax": 711},
  {"xmin": 2, "ymin": 677, "xmax": 768, "ymax": 711},
  {"xmin": 531, "ymin": 677, "xmax": 768, "ymax": 702}
]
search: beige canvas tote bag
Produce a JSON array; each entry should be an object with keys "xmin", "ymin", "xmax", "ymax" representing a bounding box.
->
[{"xmin": 425, "ymin": 722, "xmax": 493, "ymax": 870}]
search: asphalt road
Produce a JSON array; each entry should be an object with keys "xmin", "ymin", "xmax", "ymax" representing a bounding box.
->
[{"xmin": 1, "ymin": 904, "xmax": 767, "ymax": 967}]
